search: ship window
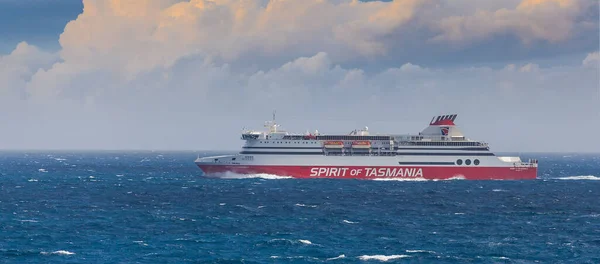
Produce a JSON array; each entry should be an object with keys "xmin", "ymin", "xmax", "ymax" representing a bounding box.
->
[
  {"xmin": 465, "ymin": 159, "xmax": 471, "ymax": 165},
  {"xmin": 474, "ymin": 159, "xmax": 480, "ymax": 165},
  {"xmin": 232, "ymin": 158, "xmax": 236, "ymax": 161},
  {"xmin": 456, "ymin": 159, "xmax": 462, "ymax": 165}
]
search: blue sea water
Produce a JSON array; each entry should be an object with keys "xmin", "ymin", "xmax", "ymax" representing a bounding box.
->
[{"xmin": 0, "ymin": 151, "xmax": 599, "ymax": 263}]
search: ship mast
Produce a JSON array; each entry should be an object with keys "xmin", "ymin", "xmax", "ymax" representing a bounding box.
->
[{"xmin": 265, "ymin": 110, "xmax": 278, "ymax": 133}]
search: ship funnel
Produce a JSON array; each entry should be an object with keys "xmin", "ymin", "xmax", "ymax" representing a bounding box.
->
[
  {"xmin": 421, "ymin": 114, "xmax": 463, "ymax": 137},
  {"xmin": 429, "ymin": 114, "xmax": 457, "ymax": 126}
]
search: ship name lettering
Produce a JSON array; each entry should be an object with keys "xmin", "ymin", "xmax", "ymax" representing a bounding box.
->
[
  {"xmin": 310, "ymin": 167, "xmax": 349, "ymax": 177},
  {"xmin": 309, "ymin": 167, "xmax": 422, "ymax": 178},
  {"xmin": 365, "ymin": 167, "xmax": 423, "ymax": 178}
]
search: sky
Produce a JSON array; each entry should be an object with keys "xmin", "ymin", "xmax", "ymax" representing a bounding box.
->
[{"xmin": 0, "ymin": 0, "xmax": 598, "ymax": 152}]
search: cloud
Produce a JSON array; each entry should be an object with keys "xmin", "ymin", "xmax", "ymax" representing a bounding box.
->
[
  {"xmin": 583, "ymin": 51, "xmax": 599, "ymax": 68},
  {"xmin": 0, "ymin": 0, "xmax": 598, "ymax": 152},
  {"xmin": 0, "ymin": 41, "xmax": 58, "ymax": 101},
  {"xmin": 47, "ymin": 0, "xmax": 599, "ymax": 74},
  {"xmin": 432, "ymin": 0, "xmax": 597, "ymax": 45},
  {"xmin": 4, "ymin": 50, "xmax": 598, "ymax": 152}
]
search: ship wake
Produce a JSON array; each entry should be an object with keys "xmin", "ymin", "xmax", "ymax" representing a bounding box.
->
[
  {"xmin": 372, "ymin": 178, "xmax": 428, "ymax": 181},
  {"xmin": 204, "ymin": 171, "xmax": 293, "ymax": 180},
  {"xmin": 555, "ymin": 175, "xmax": 600, "ymax": 181}
]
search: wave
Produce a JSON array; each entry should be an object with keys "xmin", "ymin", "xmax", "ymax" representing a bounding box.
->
[
  {"xmin": 372, "ymin": 178, "xmax": 428, "ymax": 181},
  {"xmin": 327, "ymin": 254, "xmax": 346, "ymax": 260},
  {"xmin": 298, "ymin": 239, "xmax": 312, "ymax": 245},
  {"xmin": 41, "ymin": 250, "xmax": 75, "ymax": 256},
  {"xmin": 18, "ymin": 219, "xmax": 39, "ymax": 223},
  {"xmin": 405, "ymin": 249, "xmax": 436, "ymax": 254},
  {"xmin": 556, "ymin": 175, "xmax": 600, "ymax": 181},
  {"xmin": 373, "ymin": 175, "xmax": 465, "ymax": 181},
  {"xmin": 295, "ymin": 203, "xmax": 318, "ymax": 208},
  {"xmin": 433, "ymin": 175, "xmax": 466, "ymax": 181},
  {"xmin": 205, "ymin": 172, "xmax": 293, "ymax": 180},
  {"xmin": 266, "ymin": 238, "xmax": 317, "ymax": 247},
  {"xmin": 358, "ymin": 255, "xmax": 410, "ymax": 261}
]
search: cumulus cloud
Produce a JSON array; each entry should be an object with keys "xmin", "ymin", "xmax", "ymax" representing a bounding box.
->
[
  {"xmin": 583, "ymin": 51, "xmax": 599, "ymax": 68},
  {"xmin": 45, "ymin": 0, "xmax": 600, "ymax": 75},
  {"xmin": 432, "ymin": 0, "xmax": 597, "ymax": 45},
  {"xmin": 0, "ymin": 42, "xmax": 58, "ymax": 101},
  {"xmin": 0, "ymin": 0, "xmax": 599, "ymax": 152},
  {"xmin": 4, "ymin": 50, "xmax": 598, "ymax": 152}
]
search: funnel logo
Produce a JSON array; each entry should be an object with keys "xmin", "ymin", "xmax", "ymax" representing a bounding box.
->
[{"xmin": 441, "ymin": 127, "xmax": 449, "ymax": 136}]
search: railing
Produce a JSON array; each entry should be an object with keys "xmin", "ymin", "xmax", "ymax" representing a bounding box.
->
[{"xmin": 324, "ymin": 152, "xmax": 397, "ymax": 156}]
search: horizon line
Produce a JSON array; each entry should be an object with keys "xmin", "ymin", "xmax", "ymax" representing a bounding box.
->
[{"xmin": 0, "ymin": 149, "xmax": 598, "ymax": 155}]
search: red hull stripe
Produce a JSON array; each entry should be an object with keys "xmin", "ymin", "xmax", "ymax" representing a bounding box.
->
[{"xmin": 197, "ymin": 165, "xmax": 537, "ymax": 180}]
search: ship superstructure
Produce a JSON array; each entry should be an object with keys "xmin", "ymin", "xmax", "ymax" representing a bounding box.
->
[{"xmin": 195, "ymin": 114, "xmax": 538, "ymax": 180}]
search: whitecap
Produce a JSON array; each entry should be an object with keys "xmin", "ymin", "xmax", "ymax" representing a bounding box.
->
[
  {"xmin": 269, "ymin": 256, "xmax": 311, "ymax": 260},
  {"xmin": 28, "ymin": 179, "xmax": 38, "ymax": 182},
  {"xmin": 406, "ymin": 249, "xmax": 435, "ymax": 254},
  {"xmin": 580, "ymin": 214, "xmax": 600, "ymax": 218},
  {"xmin": 299, "ymin": 239, "xmax": 312, "ymax": 245},
  {"xmin": 41, "ymin": 250, "xmax": 75, "ymax": 256},
  {"xmin": 492, "ymin": 189, "xmax": 506, "ymax": 192},
  {"xmin": 327, "ymin": 254, "xmax": 346, "ymax": 260},
  {"xmin": 343, "ymin": 220, "xmax": 358, "ymax": 224},
  {"xmin": 557, "ymin": 175, "xmax": 600, "ymax": 180},
  {"xmin": 133, "ymin": 240, "xmax": 148, "ymax": 246},
  {"xmin": 358, "ymin": 255, "xmax": 410, "ymax": 261},
  {"xmin": 295, "ymin": 203, "xmax": 317, "ymax": 208},
  {"xmin": 19, "ymin": 219, "xmax": 39, "ymax": 223},
  {"xmin": 38, "ymin": 169, "xmax": 47, "ymax": 173},
  {"xmin": 269, "ymin": 238, "xmax": 289, "ymax": 242}
]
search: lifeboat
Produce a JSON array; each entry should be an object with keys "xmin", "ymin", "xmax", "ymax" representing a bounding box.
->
[
  {"xmin": 323, "ymin": 141, "xmax": 345, "ymax": 148},
  {"xmin": 351, "ymin": 141, "xmax": 371, "ymax": 149}
]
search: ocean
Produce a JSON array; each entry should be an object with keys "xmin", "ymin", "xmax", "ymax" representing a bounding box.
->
[{"xmin": 0, "ymin": 151, "xmax": 598, "ymax": 263}]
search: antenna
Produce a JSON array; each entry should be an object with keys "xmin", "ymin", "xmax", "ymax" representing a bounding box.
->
[{"xmin": 272, "ymin": 110, "xmax": 276, "ymax": 122}]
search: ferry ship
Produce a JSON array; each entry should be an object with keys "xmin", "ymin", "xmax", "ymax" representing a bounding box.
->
[{"xmin": 195, "ymin": 114, "xmax": 538, "ymax": 180}]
